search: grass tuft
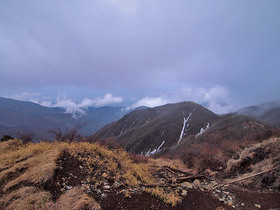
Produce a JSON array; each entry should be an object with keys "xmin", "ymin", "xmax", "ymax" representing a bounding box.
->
[{"xmin": 144, "ymin": 187, "xmax": 182, "ymax": 206}]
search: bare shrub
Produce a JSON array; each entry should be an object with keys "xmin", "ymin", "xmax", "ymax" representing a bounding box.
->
[
  {"xmin": 49, "ymin": 123, "xmax": 85, "ymax": 142},
  {"xmin": 17, "ymin": 132, "xmax": 34, "ymax": 144}
]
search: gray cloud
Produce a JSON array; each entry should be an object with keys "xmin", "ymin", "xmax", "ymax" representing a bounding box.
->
[
  {"xmin": 126, "ymin": 85, "xmax": 234, "ymax": 114},
  {"xmin": 1, "ymin": 0, "xmax": 280, "ymax": 111},
  {"xmin": 52, "ymin": 93, "xmax": 123, "ymax": 117}
]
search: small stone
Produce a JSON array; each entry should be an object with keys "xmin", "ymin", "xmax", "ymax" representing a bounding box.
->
[
  {"xmin": 181, "ymin": 190, "xmax": 188, "ymax": 196},
  {"xmin": 86, "ymin": 190, "xmax": 93, "ymax": 194},
  {"xmin": 181, "ymin": 181, "xmax": 193, "ymax": 189},
  {"xmin": 177, "ymin": 186, "xmax": 183, "ymax": 191},
  {"xmin": 66, "ymin": 185, "xmax": 73, "ymax": 190},
  {"xmin": 79, "ymin": 165, "xmax": 83, "ymax": 169},
  {"xmin": 254, "ymin": 204, "xmax": 261, "ymax": 209},
  {"xmin": 103, "ymin": 185, "xmax": 111, "ymax": 189},
  {"xmin": 101, "ymin": 193, "xmax": 107, "ymax": 199},
  {"xmin": 227, "ymin": 202, "xmax": 234, "ymax": 206},
  {"xmin": 219, "ymin": 198, "xmax": 225, "ymax": 202},
  {"xmin": 113, "ymin": 181, "xmax": 122, "ymax": 188},
  {"xmin": 241, "ymin": 203, "xmax": 245, "ymax": 206},
  {"xmin": 193, "ymin": 179, "xmax": 201, "ymax": 187},
  {"xmin": 102, "ymin": 173, "xmax": 108, "ymax": 178}
]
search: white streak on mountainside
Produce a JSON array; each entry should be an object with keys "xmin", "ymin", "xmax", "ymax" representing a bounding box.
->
[{"xmin": 178, "ymin": 113, "xmax": 192, "ymax": 145}]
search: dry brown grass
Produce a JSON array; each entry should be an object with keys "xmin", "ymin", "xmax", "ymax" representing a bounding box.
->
[
  {"xmin": 50, "ymin": 187, "xmax": 100, "ymax": 210},
  {"xmin": 0, "ymin": 186, "xmax": 52, "ymax": 210},
  {"xmin": 0, "ymin": 141, "xmax": 54, "ymax": 171},
  {"xmin": 143, "ymin": 187, "xmax": 182, "ymax": 206},
  {"xmin": 0, "ymin": 187, "xmax": 100, "ymax": 210},
  {"xmin": 65, "ymin": 142, "xmax": 155, "ymax": 187},
  {"xmin": 0, "ymin": 139, "xmax": 23, "ymax": 154},
  {"xmin": 2, "ymin": 149, "xmax": 60, "ymax": 191},
  {"xmin": 0, "ymin": 141, "xmax": 100, "ymax": 209},
  {"xmin": 0, "ymin": 139, "xmax": 184, "ymax": 208}
]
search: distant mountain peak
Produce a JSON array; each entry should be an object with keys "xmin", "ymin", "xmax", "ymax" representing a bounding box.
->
[
  {"xmin": 94, "ymin": 101, "xmax": 219, "ymax": 154},
  {"xmin": 236, "ymin": 101, "xmax": 280, "ymax": 128}
]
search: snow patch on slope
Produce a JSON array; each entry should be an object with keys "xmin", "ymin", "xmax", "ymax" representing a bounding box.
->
[
  {"xmin": 144, "ymin": 141, "xmax": 165, "ymax": 156},
  {"xmin": 196, "ymin": 122, "xmax": 210, "ymax": 137},
  {"xmin": 177, "ymin": 113, "xmax": 192, "ymax": 145}
]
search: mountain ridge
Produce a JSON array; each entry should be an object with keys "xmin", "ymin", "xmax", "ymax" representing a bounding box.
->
[
  {"xmin": 0, "ymin": 97, "xmax": 126, "ymax": 140},
  {"xmin": 94, "ymin": 101, "xmax": 220, "ymax": 154}
]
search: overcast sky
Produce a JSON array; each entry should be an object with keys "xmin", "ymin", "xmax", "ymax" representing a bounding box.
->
[{"xmin": 0, "ymin": 0, "xmax": 279, "ymax": 114}]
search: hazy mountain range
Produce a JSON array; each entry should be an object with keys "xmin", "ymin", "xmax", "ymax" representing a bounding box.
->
[
  {"xmin": 236, "ymin": 101, "xmax": 280, "ymax": 128},
  {"xmin": 0, "ymin": 97, "xmax": 126, "ymax": 140},
  {"xmin": 0, "ymin": 97, "xmax": 279, "ymax": 146}
]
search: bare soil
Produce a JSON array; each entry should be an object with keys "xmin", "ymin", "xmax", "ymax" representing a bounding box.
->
[
  {"xmin": 43, "ymin": 151, "xmax": 88, "ymax": 201},
  {"xmin": 228, "ymin": 185, "xmax": 280, "ymax": 210},
  {"xmin": 98, "ymin": 189, "xmax": 233, "ymax": 210}
]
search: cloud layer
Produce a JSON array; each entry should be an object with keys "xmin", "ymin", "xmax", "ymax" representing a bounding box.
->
[
  {"xmin": 9, "ymin": 92, "xmax": 123, "ymax": 118},
  {"xmin": 53, "ymin": 93, "xmax": 123, "ymax": 117},
  {"xmin": 126, "ymin": 85, "xmax": 234, "ymax": 114},
  {"xmin": 1, "ymin": 1, "xmax": 279, "ymax": 110}
]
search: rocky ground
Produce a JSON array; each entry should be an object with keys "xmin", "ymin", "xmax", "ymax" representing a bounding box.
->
[
  {"xmin": 0, "ymin": 140, "xmax": 279, "ymax": 209},
  {"xmin": 46, "ymin": 151, "xmax": 279, "ymax": 209}
]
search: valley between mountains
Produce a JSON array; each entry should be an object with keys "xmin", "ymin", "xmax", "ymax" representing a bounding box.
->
[{"xmin": 0, "ymin": 99, "xmax": 280, "ymax": 209}]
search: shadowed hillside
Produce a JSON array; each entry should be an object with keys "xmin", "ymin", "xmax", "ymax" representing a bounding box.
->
[{"xmin": 94, "ymin": 102, "xmax": 219, "ymax": 154}]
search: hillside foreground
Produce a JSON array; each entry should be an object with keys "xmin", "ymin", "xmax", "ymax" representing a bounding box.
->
[{"xmin": 0, "ymin": 139, "xmax": 279, "ymax": 210}]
